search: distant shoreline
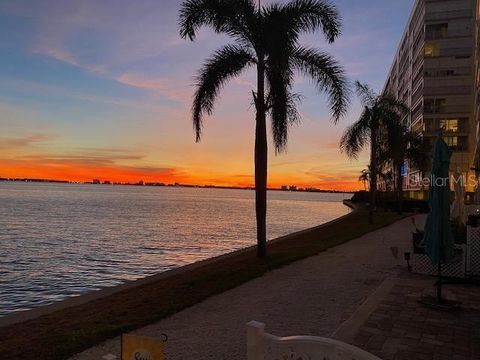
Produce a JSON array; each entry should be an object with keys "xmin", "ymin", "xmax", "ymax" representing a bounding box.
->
[{"xmin": 0, "ymin": 178, "xmax": 353, "ymax": 194}]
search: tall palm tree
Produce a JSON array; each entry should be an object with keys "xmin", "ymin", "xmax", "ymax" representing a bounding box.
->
[
  {"xmin": 340, "ymin": 81, "xmax": 405, "ymax": 224},
  {"xmin": 382, "ymin": 119, "xmax": 427, "ymax": 214},
  {"xmin": 179, "ymin": 0, "xmax": 350, "ymax": 257}
]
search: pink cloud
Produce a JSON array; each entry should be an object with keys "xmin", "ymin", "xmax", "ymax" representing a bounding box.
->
[{"xmin": 116, "ymin": 73, "xmax": 191, "ymax": 104}]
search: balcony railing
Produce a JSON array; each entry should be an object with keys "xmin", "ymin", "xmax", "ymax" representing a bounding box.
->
[
  {"xmin": 423, "ymin": 85, "xmax": 472, "ymax": 96},
  {"xmin": 425, "ymin": 9, "xmax": 473, "ymax": 22},
  {"xmin": 425, "ymin": 47, "xmax": 472, "ymax": 58},
  {"xmin": 412, "ymin": 86, "xmax": 424, "ymax": 105}
]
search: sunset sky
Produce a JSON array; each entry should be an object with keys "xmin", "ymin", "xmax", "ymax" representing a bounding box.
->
[{"xmin": 0, "ymin": 0, "xmax": 414, "ymax": 191}]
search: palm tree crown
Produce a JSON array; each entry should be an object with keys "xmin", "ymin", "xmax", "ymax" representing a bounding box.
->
[
  {"xmin": 179, "ymin": 0, "xmax": 350, "ymax": 256},
  {"xmin": 179, "ymin": 0, "xmax": 349, "ymax": 151},
  {"xmin": 381, "ymin": 118, "xmax": 427, "ymax": 214},
  {"xmin": 340, "ymin": 81, "xmax": 407, "ymax": 223}
]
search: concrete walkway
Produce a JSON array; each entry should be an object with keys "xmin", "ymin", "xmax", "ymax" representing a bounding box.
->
[{"xmin": 71, "ymin": 215, "xmax": 420, "ymax": 360}]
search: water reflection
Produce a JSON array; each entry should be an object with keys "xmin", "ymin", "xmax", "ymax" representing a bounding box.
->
[{"xmin": 0, "ymin": 183, "xmax": 351, "ymax": 316}]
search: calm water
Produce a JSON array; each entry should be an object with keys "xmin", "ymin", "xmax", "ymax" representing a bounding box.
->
[{"xmin": 0, "ymin": 182, "xmax": 351, "ymax": 316}]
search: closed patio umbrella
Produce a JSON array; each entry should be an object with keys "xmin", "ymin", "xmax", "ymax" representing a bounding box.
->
[{"xmin": 423, "ymin": 137, "xmax": 454, "ymax": 302}]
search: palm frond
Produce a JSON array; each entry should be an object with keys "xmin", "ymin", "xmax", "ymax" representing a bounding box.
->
[
  {"xmin": 359, "ymin": 168, "xmax": 370, "ymax": 182},
  {"xmin": 292, "ymin": 46, "xmax": 350, "ymax": 121},
  {"xmin": 280, "ymin": 0, "xmax": 341, "ymax": 43},
  {"xmin": 354, "ymin": 81, "xmax": 376, "ymax": 107},
  {"xmin": 179, "ymin": 0, "xmax": 256, "ymax": 43},
  {"xmin": 407, "ymin": 136, "xmax": 428, "ymax": 170},
  {"xmin": 380, "ymin": 100, "xmax": 417, "ymax": 165},
  {"xmin": 267, "ymin": 78, "xmax": 302, "ymax": 153},
  {"xmin": 340, "ymin": 108, "xmax": 370, "ymax": 158},
  {"xmin": 379, "ymin": 94, "xmax": 409, "ymax": 113},
  {"xmin": 262, "ymin": 6, "xmax": 299, "ymax": 54},
  {"xmin": 192, "ymin": 45, "xmax": 255, "ymax": 141},
  {"xmin": 264, "ymin": 43, "xmax": 300, "ymax": 153}
]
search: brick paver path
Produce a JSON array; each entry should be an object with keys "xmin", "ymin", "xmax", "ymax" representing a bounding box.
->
[{"xmin": 352, "ymin": 277, "xmax": 480, "ymax": 360}]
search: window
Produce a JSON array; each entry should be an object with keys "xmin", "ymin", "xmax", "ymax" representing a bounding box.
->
[
  {"xmin": 424, "ymin": 98, "xmax": 446, "ymax": 113},
  {"xmin": 444, "ymin": 136, "xmax": 468, "ymax": 151},
  {"xmin": 425, "ymin": 69, "xmax": 454, "ymax": 77},
  {"xmin": 426, "ymin": 23, "xmax": 448, "ymax": 40},
  {"xmin": 444, "ymin": 136, "xmax": 458, "ymax": 147},
  {"xmin": 424, "ymin": 68, "xmax": 471, "ymax": 77},
  {"xmin": 440, "ymin": 119, "xmax": 458, "ymax": 132},
  {"xmin": 424, "ymin": 43, "xmax": 440, "ymax": 57},
  {"xmin": 424, "ymin": 99, "xmax": 434, "ymax": 113},
  {"xmin": 424, "ymin": 119, "xmax": 436, "ymax": 132},
  {"xmin": 442, "ymin": 118, "xmax": 467, "ymax": 132}
]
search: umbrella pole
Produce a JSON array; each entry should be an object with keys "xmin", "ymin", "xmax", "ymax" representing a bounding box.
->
[
  {"xmin": 437, "ymin": 258, "xmax": 442, "ymax": 302},
  {"xmin": 437, "ymin": 235, "xmax": 443, "ymax": 303}
]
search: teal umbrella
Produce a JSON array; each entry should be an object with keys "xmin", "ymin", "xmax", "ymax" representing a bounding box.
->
[{"xmin": 423, "ymin": 137, "xmax": 454, "ymax": 302}]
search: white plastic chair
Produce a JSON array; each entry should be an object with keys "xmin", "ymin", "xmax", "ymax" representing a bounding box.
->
[{"xmin": 247, "ymin": 321, "xmax": 382, "ymax": 360}]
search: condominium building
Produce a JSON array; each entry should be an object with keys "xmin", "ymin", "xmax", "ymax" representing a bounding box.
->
[
  {"xmin": 384, "ymin": 0, "xmax": 476, "ymax": 197},
  {"xmin": 474, "ymin": 1, "xmax": 480, "ymax": 173}
]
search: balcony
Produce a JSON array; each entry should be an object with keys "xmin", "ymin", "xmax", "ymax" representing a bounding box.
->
[
  {"xmin": 425, "ymin": 9, "xmax": 473, "ymax": 22},
  {"xmin": 412, "ymin": 86, "xmax": 423, "ymax": 106},
  {"xmin": 423, "ymin": 85, "xmax": 472, "ymax": 96},
  {"xmin": 424, "ymin": 46, "xmax": 472, "ymax": 59}
]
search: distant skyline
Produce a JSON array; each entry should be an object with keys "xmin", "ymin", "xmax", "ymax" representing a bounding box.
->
[{"xmin": 0, "ymin": 0, "xmax": 414, "ymax": 191}]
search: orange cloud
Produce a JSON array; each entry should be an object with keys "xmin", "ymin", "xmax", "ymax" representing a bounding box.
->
[
  {"xmin": 0, "ymin": 134, "xmax": 363, "ymax": 191},
  {"xmin": 0, "ymin": 157, "xmax": 184, "ymax": 184}
]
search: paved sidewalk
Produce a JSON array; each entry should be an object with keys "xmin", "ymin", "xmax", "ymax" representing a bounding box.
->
[
  {"xmin": 349, "ymin": 276, "xmax": 480, "ymax": 360},
  {"xmin": 71, "ymin": 214, "xmax": 480, "ymax": 360},
  {"xmin": 71, "ymin": 216, "xmax": 416, "ymax": 359}
]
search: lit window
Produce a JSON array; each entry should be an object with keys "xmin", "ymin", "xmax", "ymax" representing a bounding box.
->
[
  {"xmin": 440, "ymin": 119, "xmax": 459, "ymax": 132},
  {"xmin": 424, "ymin": 43, "xmax": 440, "ymax": 57},
  {"xmin": 444, "ymin": 136, "xmax": 458, "ymax": 147}
]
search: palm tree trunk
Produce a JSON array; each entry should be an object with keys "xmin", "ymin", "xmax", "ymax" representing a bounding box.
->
[
  {"xmin": 392, "ymin": 167, "xmax": 396, "ymax": 193},
  {"xmin": 255, "ymin": 58, "xmax": 267, "ymax": 258},
  {"xmin": 369, "ymin": 125, "xmax": 378, "ymax": 224},
  {"xmin": 396, "ymin": 162, "xmax": 403, "ymax": 215}
]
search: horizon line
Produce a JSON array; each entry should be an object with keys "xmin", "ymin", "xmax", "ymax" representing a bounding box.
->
[{"xmin": 0, "ymin": 177, "xmax": 356, "ymax": 193}]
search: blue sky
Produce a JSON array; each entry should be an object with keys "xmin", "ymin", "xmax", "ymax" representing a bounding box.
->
[{"xmin": 0, "ymin": 0, "xmax": 415, "ymax": 189}]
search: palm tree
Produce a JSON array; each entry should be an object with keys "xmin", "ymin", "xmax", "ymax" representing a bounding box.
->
[
  {"xmin": 359, "ymin": 168, "xmax": 370, "ymax": 191},
  {"xmin": 382, "ymin": 119, "xmax": 427, "ymax": 214},
  {"xmin": 340, "ymin": 81, "xmax": 406, "ymax": 224},
  {"xmin": 359, "ymin": 166, "xmax": 393, "ymax": 192},
  {"xmin": 381, "ymin": 168, "xmax": 394, "ymax": 192},
  {"xmin": 179, "ymin": 0, "xmax": 350, "ymax": 257}
]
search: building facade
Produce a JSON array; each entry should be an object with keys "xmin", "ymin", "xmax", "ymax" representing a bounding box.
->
[
  {"xmin": 473, "ymin": 1, "xmax": 480, "ymax": 173},
  {"xmin": 384, "ymin": 0, "xmax": 476, "ymax": 197}
]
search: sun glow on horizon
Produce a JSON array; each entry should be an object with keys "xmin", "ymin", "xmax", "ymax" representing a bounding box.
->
[
  {"xmin": 0, "ymin": 159, "xmax": 363, "ymax": 191},
  {"xmin": 0, "ymin": 0, "xmax": 414, "ymax": 193}
]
